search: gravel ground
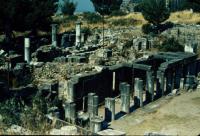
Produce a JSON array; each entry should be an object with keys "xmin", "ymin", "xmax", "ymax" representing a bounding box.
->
[{"xmin": 110, "ymin": 89, "xmax": 200, "ymax": 135}]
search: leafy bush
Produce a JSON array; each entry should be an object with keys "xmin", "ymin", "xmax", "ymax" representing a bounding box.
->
[
  {"xmin": 159, "ymin": 37, "xmax": 184, "ymax": 52},
  {"xmin": 141, "ymin": 0, "xmax": 170, "ymax": 26},
  {"xmin": 0, "ymin": 98, "xmax": 23, "ymax": 126},
  {"xmin": 142, "ymin": 22, "xmax": 174, "ymax": 34},
  {"xmin": 82, "ymin": 12, "xmax": 103, "ymax": 24},
  {"xmin": 110, "ymin": 10, "xmax": 127, "ymax": 16},
  {"xmin": 91, "ymin": 0, "xmax": 123, "ymax": 15},
  {"xmin": 142, "ymin": 23, "xmax": 154, "ymax": 34},
  {"xmin": 61, "ymin": 0, "xmax": 77, "ymax": 16},
  {"xmin": 111, "ymin": 18, "xmax": 140, "ymax": 26}
]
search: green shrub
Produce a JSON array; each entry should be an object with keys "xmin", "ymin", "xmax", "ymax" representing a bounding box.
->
[
  {"xmin": 142, "ymin": 23, "xmax": 153, "ymax": 34},
  {"xmin": 61, "ymin": 0, "xmax": 77, "ymax": 16},
  {"xmin": 111, "ymin": 18, "xmax": 139, "ymax": 26},
  {"xmin": 110, "ymin": 10, "xmax": 127, "ymax": 16},
  {"xmin": 82, "ymin": 12, "xmax": 103, "ymax": 24},
  {"xmin": 159, "ymin": 37, "xmax": 184, "ymax": 52}
]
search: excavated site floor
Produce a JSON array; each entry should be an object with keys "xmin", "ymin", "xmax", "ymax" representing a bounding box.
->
[{"xmin": 108, "ymin": 89, "xmax": 200, "ymax": 135}]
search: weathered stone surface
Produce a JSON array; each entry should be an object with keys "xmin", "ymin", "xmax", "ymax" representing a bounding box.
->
[
  {"xmin": 49, "ymin": 126, "xmax": 78, "ymax": 135},
  {"xmin": 32, "ymin": 45, "xmax": 62, "ymax": 62},
  {"xmin": 97, "ymin": 129, "xmax": 126, "ymax": 136}
]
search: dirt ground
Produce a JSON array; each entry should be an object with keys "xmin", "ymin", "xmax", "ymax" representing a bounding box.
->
[{"xmin": 109, "ymin": 89, "xmax": 200, "ymax": 135}]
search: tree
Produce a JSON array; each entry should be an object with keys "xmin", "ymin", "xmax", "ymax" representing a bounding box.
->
[
  {"xmin": 141, "ymin": 0, "xmax": 170, "ymax": 26},
  {"xmin": 61, "ymin": 0, "xmax": 77, "ymax": 16},
  {"xmin": 182, "ymin": 0, "xmax": 200, "ymax": 12},
  {"xmin": 0, "ymin": 0, "xmax": 56, "ymax": 49},
  {"xmin": 159, "ymin": 37, "xmax": 184, "ymax": 52},
  {"xmin": 90, "ymin": 0, "xmax": 123, "ymax": 15},
  {"xmin": 25, "ymin": 0, "xmax": 56, "ymax": 33}
]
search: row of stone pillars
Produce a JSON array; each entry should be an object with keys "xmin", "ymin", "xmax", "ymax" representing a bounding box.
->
[
  {"xmin": 51, "ymin": 22, "xmax": 84, "ymax": 48},
  {"xmin": 62, "ymin": 62, "xmax": 199, "ymax": 133},
  {"xmin": 87, "ymin": 93, "xmax": 104, "ymax": 133},
  {"xmin": 156, "ymin": 64, "xmax": 198, "ymax": 95},
  {"xmin": 113, "ymin": 66, "xmax": 198, "ymax": 121},
  {"xmin": 23, "ymin": 22, "xmax": 83, "ymax": 63}
]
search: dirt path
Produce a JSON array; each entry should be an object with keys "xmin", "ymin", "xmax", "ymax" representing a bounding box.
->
[{"xmin": 110, "ymin": 89, "xmax": 200, "ymax": 135}]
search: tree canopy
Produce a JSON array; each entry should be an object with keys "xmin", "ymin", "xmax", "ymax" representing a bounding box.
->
[
  {"xmin": 182, "ymin": 0, "xmax": 200, "ymax": 12},
  {"xmin": 141, "ymin": 0, "xmax": 170, "ymax": 26},
  {"xmin": 61, "ymin": 0, "xmax": 77, "ymax": 16},
  {"xmin": 90, "ymin": 0, "xmax": 123, "ymax": 15},
  {"xmin": 0, "ymin": 0, "xmax": 56, "ymax": 38}
]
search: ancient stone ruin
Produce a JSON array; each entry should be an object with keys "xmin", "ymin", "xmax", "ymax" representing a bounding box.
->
[{"xmin": 0, "ymin": 21, "xmax": 200, "ymax": 135}]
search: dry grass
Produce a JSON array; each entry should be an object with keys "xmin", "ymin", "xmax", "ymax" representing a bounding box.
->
[
  {"xmin": 168, "ymin": 10, "xmax": 200, "ymax": 24},
  {"xmin": 57, "ymin": 11, "xmax": 200, "ymax": 33}
]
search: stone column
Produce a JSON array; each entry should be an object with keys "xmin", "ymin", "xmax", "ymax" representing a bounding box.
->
[
  {"xmin": 156, "ymin": 71, "xmax": 165, "ymax": 97},
  {"xmin": 180, "ymin": 78, "xmax": 185, "ymax": 90},
  {"xmin": 90, "ymin": 116, "xmax": 103, "ymax": 133},
  {"xmin": 174, "ymin": 67, "xmax": 182, "ymax": 89},
  {"xmin": 61, "ymin": 34, "xmax": 69, "ymax": 48},
  {"xmin": 24, "ymin": 38, "xmax": 31, "ymax": 63},
  {"xmin": 134, "ymin": 78, "xmax": 143, "ymax": 107},
  {"xmin": 196, "ymin": 59, "xmax": 200, "ymax": 75},
  {"xmin": 75, "ymin": 21, "xmax": 81, "ymax": 48},
  {"xmin": 93, "ymin": 95, "xmax": 99, "ymax": 117},
  {"xmin": 70, "ymin": 102, "xmax": 76, "ymax": 124},
  {"xmin": 67, "ymin": 81, "xmax": 75, "ymax": 102},
  {"xmin": 120, "ymin": 82, "xmax": 130, "ymax": 113},
  {"xmin": 187, "ymin": 63, "xmax": 196, "ymax": 75},
  {"xmin": 105, "ymin": 98, "xmax": 115, "ymax": 122},
  {"xmin": 166, "ymin": 70, "xmax": 174, "ymax": 94},
  {"xmin": 63, "ymin": 102, "xmax": 76, "ymax": 124},
  {"xmin": 185, "ymin": 75, "xmax": 196, "ymax": 90},
  {"xmin": 146, "ymin": 71, "xmax": 154, "ymax": 102},
  {"xmin": 51, "ymin": 24, "xmax": 58, "ymax": 47},
  {"xmin": 88, "ymin": 93, "xmax": 95, "ymax": 117},
  {"xmin": 81, "ymin": 33, "xmax": 85, "ymax": 43},
  {"xmin": 88, "ymin": 93, "xmax": 98, "ymax": 118}
]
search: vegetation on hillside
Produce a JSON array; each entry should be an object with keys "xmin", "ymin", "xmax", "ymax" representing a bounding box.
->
[
  {"xmin": 182, "ymin": 0, "xmax": 200, "ymax": 12},
  {"xmin": 61, "ymin": 0, "xmax": 77, "ymax": 16},
  {"xmin": 0, "ymin": 0, "xmax": 56, "ymax": 51},
  {"xmin": 90, "ymin": 0, "xmax": 123, "ymax": 15}
]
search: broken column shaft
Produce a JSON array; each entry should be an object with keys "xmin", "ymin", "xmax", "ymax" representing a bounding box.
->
[
  {"xmin": 90, "ymin": 116, "xmax": 103, "ymax": 133},
  {"xmin": 174, "ymin": 67, "xmax": 182, "ymax": 89},
  {"xmin": 67, "ymin": 81, "xmax": 75, "ymax": 102},
  {"xmin": 24, "ymin": 38, "xmax": 31, "ymax": 63},
  {"xmin": 51, "ymin": 24, "xmax": 58, "ymax": 47},
  {"xmin": 63, "ymin": 102, "xmax": 76, "ymax": 124},
  {"xmin": 166, "ymin": 70, "xmax": 174, "ymax": 94},
  {"xmin": 88, "ymin": 93, "xmax": 98, "ymax": 118},
  {"xmin": 156, "ymin": 71, "xmax": 165, "ymax": 97},
  {"xmin": 120, "ymin": 82, "xmax": 130, "ymax": 113},
  {"xmin": 134, "ymin": 78, "xmax": 143, "ymax": 107},
  {"xmin": 105, "ymin": 98, "xmax": 115, "ymax": 122},
  {"xmin": 146, "ymin": 71, "xmax": 154, "ymax": 102},
  {"xmin": 75, "ymin": 21, "xmax": 81, "ymax": 48},
  {"xmin": 185, "ymin": 75, "xmax": 196, "ymax": 90}
]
